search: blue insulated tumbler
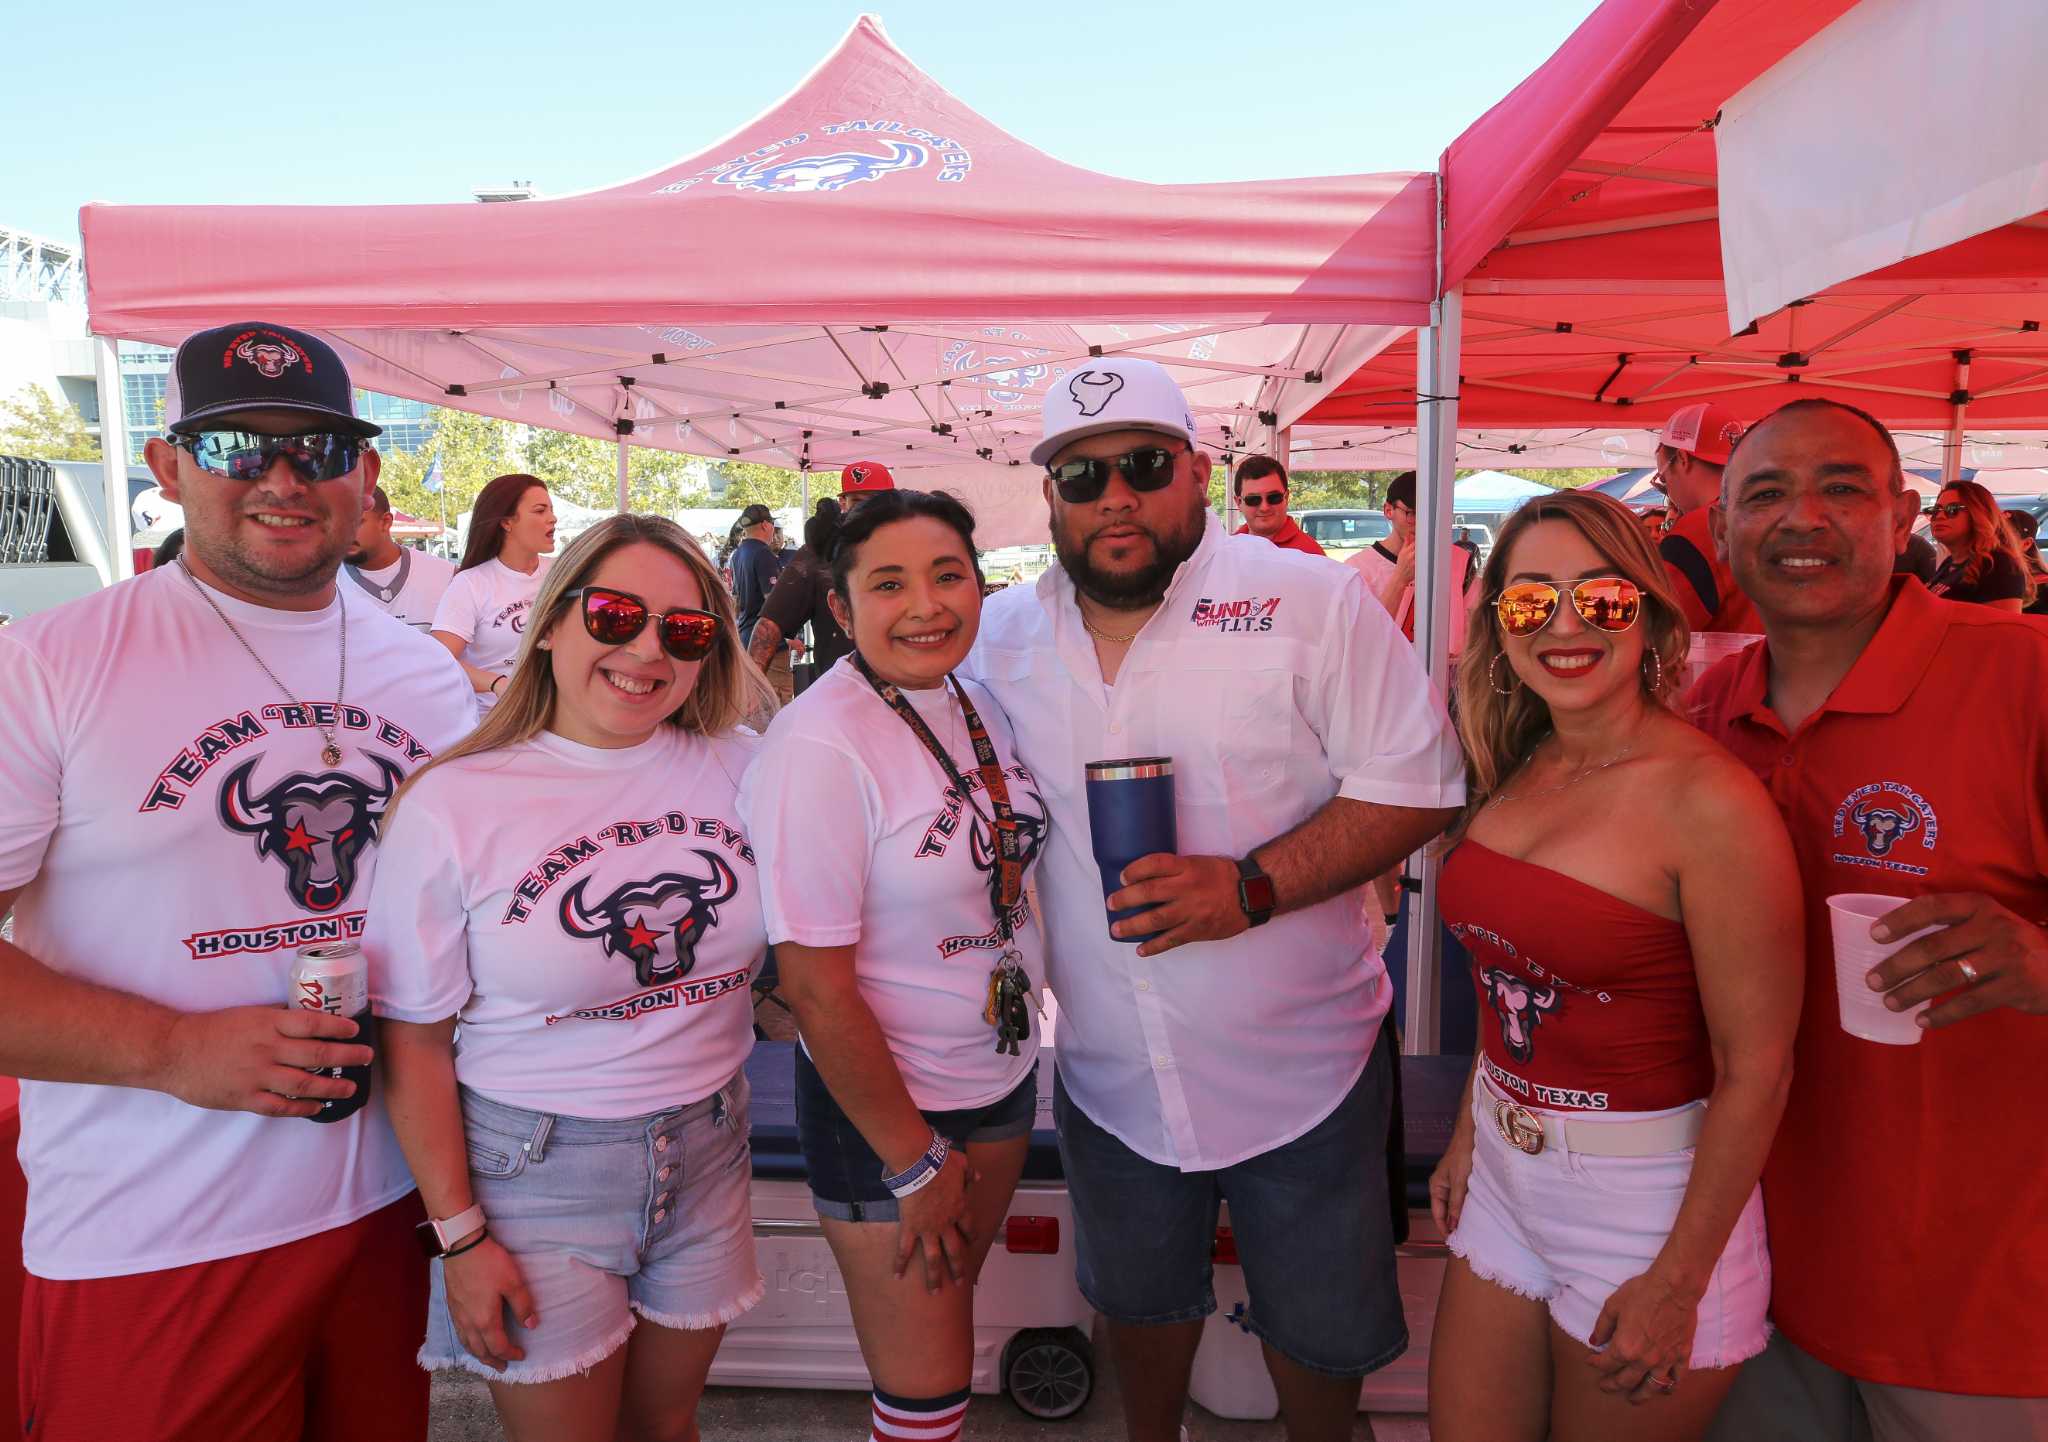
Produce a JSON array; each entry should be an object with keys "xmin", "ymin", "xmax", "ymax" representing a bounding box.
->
[{"xmin": 1086, "ymin": 758, "xmax": 1177, "ymax": 943}]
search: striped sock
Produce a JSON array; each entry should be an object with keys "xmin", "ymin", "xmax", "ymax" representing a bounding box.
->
[{"xmin": 869, "ymin": 1385, "xmax": 971, "ymax": 1442}]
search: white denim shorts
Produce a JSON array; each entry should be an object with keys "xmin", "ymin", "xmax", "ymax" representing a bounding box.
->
[
  {"xmin": 1447, "ymin": 1081, "xmax": 1771, "ymax": 1371},
  {"xmin": 418, "ymin": 1071, "xmax": 764, "ymax": 1384}
]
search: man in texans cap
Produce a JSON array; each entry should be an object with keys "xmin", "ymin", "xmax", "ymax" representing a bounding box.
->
[
  {"xmin": 748, "ymin": 461, "xmax": 897, "ymax": 686},
  {"xmin": 965, "ymin": 356, "xmax": 1465, "ymax": 1441}
]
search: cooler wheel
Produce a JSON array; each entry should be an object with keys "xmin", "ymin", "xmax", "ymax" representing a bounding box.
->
[{"xmin": 1002, "ymin": 1327, "xmax": 1094, "ymax": 1420}]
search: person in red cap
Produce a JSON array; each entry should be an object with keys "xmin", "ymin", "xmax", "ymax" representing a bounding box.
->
[
  {"xmin": 1655, "ymin": 403, "xmax": 1762, "ymax": 635},
  {"xmin": 748, "ymin": 462, "xmax": 897, "ymax": 688},
  {"xmin": 1231, "ymin": 456, "xmax": 1326, "ymax": 556}
]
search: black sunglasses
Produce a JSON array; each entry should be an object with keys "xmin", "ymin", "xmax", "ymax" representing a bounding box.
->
[
  {"xmin": 1239, "ymin": 490, "xmax": 1287, "ymax": 508},
  {"xmin": 1925, "ymin": 502, "xmax": 1967, "ymax": 519},
  {"xmin": 562, "ymin": 586, "xmax": 722, "ymax": 661},
  {"xmin": 177, "ymin": 430, "xmax": 362, "ymax": 483},
  {"xmin": 1047, "ymin": 445, "xmax": 1185, "ymax": 504}
]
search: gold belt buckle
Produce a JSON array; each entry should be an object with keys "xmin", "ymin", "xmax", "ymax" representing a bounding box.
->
[{"xmin": 1494, "ymin": 1099, "xmax": 1546, "ymax": 1156}]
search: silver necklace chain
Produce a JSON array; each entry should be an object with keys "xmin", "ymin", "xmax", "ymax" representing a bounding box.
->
[
  {"xmin": 178, "ymin": 558, "xmax": 348, "ymax": 767},
  {"xmin": 1490, "ymin": 737, "xmax": 1636, "ymax": 806}
]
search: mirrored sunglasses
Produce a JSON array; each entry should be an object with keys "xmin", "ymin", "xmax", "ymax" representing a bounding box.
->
[
  {"xmin": 563, "ymin": 585, "xmax": 721, "ymax": 661},
  {"xmin": 1495, "ymin": 577, "xmax": 1644, "ymax": 638},
  {"xmin": 178, "ymin": 430, "xmax": 362, "ymax": 483},
  {"xmin": 1048, "ymin": 445, "xmax": 1183, "ymax": 504}
]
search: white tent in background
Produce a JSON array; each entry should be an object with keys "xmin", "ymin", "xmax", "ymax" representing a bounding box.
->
[{"xmin": 1451, "ymin": 470, "xmax": 1553, "ymax": 512}]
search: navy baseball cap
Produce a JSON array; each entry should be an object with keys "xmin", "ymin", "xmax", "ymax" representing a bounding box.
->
[{"xmin": 166, "ymin": 323, "xmax": 381, "ymax": 439}]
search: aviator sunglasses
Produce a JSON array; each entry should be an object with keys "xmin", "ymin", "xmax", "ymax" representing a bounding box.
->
[
  {"xmin": 562, "ymin": 585, "xmax": 721, "ymax": 661},
  {"xmin": 1494, "ymin": 577, "xmax": 1644, "ymax": 637},
  {"xmin": 1925, "ymin": 502, "xmax": 1968, "ymax": 519},
  {"xmin": 177, "ymin": 430, "xmax": 363, "ymax": 483},
  {"xmin": 1047, "ymin": 445, "xmax": 1185, "ymax": 504}
]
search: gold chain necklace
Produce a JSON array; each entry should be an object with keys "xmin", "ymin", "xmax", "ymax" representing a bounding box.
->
[
  {"xmin": 1490, "ymin": 738, "xmax": 1635, "ymax": 806},
  {"xmin": 179, "ymin": 558, "xmax": 349, "ymax": 767},
  {"xmin": 1078, "ymin": 606, "xmax": 1147, "ymax": 644}
]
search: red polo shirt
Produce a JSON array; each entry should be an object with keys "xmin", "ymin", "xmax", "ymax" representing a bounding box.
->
[
  {"xmin": 1691, "ymin": 578, "xmax": 2048, "ymax": 1395},
  {"xmin": 1233, "ymin": 517, "xmax": 1326, "ymax": 556},
  {"xmin": 1660, "ymin": 507, "xmax": 1762, "ymax": 634}
]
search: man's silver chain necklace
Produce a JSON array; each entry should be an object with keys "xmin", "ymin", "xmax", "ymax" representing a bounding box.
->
[
  {"xmin": 1490, "ymin": 738, "xmax": 1635, "ymax": 806},
  {"xmin": 178, "ymin": 558, "xmax": 348, "ymax": 767}
]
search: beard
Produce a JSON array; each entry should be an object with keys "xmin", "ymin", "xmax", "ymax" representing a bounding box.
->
[{"xmin": 1052, "ymin": 503, "xmax": 1206, "ymax": 610}]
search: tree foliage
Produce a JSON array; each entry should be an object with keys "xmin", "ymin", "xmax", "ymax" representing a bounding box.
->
[{"xmin": 0, "ymin": 385, "xmax": 100, "ymax": 461}]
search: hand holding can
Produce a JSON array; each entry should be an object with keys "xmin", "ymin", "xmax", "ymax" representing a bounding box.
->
[{"xmin": 288, "ymin": 942, "xmax": 376, "ymax": 1122}]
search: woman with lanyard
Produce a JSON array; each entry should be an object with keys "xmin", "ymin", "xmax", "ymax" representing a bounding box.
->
[
  {"xmin": 737, "ymin": 489, "xmax": 1046, "ymax": 1442},
  {"xmin": 432, "ymin": 471, "xmax": 558, "ymax": 713},
  {"xmin": 1425, "ymin": 492, "xmax": 1801, "ymax": 1442},
  {"xmin": 371, "ymin": 515, "xmax": 776, "ymax": 1442}
]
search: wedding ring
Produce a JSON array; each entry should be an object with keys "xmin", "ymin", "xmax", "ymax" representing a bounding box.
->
[
  {"xmin": 1650, "ymin": 1373, "xmax": 1679, "ymax": 1393},
  {"xmin": 1957, "ymin": 958, "xmax": 1981, "ymax": 985}
]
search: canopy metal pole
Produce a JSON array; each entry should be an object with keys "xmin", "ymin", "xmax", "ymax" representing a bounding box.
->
[
  {"xmin": 93, "ymin": 337, "xmax": 133, "ymax": 583},
  {"xmin": 1941, "ymin": 349, "xmax": 1971, "ymax": 487},
  {"xmin": 615, "ymin": 435, "xmax": 630, "ymax": 513},
  {"xmin": 801, "ymin": 469, "xmax": 811, "ymax": 515},
  {"xmin": 1403, "ymin": 284, "xmax": 1463, "ymax": 1057}
]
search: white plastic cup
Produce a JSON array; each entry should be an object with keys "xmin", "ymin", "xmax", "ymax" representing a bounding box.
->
[{"xmin": 1826, "ymin": 893, "xmax": 1937, "ymax": 1045}]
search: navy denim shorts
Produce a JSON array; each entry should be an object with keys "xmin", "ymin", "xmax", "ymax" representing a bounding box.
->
[
  {"xmin": 1053, "ymin": 1024, "xmax": 1407, "ymax": 1377},
  {"xmin": 794, "ymin": 1048, "xmax": 1037, "ymax": 1223}
]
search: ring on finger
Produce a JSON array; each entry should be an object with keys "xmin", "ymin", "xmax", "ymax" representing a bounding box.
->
[
  {"xmin": 1957, "ymin": 958, "xmax": 1982, "ymax": 985},
  {"xmin": 1649, "ymin": 1372, "xmax": 1679, "ymax": 1393}
]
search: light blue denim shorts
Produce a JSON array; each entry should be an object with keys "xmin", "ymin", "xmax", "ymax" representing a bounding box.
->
[{"xmin": 418, "ymin": 1070, "xmax": 764, "ymax": 1384}]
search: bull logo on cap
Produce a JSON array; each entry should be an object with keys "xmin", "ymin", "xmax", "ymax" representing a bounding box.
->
[
  {"xmin": 218, "ymin": 754, "xmax": 403, "ymax": 913},
  {"xmin": 1068, "ymin": 370, "xmax": 1124, "ymax": 417},
  {"xmin": 718, "ymin": 141, "xmax": 927, "ymax": 194},
  {"xmin": 558, "ymin": 852, "xmax": 739, "ymax": 987},
  {"xmin": 1479, "ymin": 966, "xmax": 1559, "ymax": 1064},
  {"xmin": 1852, "ymin": 799, "xmax": 1922, "ymax": 857},
  {"xmin": 229, "ymin": 333, "xmax": 309, "ymax": 380}
]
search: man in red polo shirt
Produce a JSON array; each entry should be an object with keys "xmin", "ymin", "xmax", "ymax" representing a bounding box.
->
[
  {"xmin": 1230, "ymin": 455, "xmax": 1326, "ymax": 555},
  {"xmin": 1657, "ymin": 402, "xmax": 1763, "ymax": 635},
  {"xmin": 1696, "ymin": 398, "xmax": 2048, "ymax": 1441}
]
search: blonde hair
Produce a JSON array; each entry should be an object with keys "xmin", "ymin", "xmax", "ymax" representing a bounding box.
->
[
  {"xmin": 1451, "ymin": 490, "xmax": 1689, "ymax": 837},
  {"xmin": 393, "ymin": 514, "xmax": 775, "ymax": 818},
  {"xmin": 1939, "ymin": 480, "xmax": 2036, "ymax": 603}
]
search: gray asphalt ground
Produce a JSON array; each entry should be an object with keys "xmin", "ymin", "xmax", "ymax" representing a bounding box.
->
[{"xmin": 426, "ymin": 1319, "xmax": 1434, "ymax": 1440}]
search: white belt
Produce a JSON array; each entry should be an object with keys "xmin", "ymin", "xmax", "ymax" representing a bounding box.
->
[{"xmin": 1480, "ymin": 1073, "xmax": 1704, "ymax": 1158}]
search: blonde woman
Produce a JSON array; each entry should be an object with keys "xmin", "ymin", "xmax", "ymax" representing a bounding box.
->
[
  {"xmin": 368, "ymin": 515, "xmax": 776, "ymax": 1442},
  {"xmin": 1426, "ymin": 491, "xmax": 1803, "ymax": 1442},
  {"xmin": 1926, "ymin": 479, "xmax": 2034, "ymax": 612}
]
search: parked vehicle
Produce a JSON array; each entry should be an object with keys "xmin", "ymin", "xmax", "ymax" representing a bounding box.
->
[
  {"xmin": 0, "ymin": 457, "xmax": 138, "ymax": 624},
  {"xmin": 1294, "ymin": 509, "xmax": 1392, "ymax": 562}
]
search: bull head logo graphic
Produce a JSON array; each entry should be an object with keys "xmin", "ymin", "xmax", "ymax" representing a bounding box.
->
[
  {"xmin": 234, "ymin": 338, "xmax": 305, "ymax": 378},
  {"xmin": 218, "ymin": 754, "xmax": 404, "ymax": 913},
  {"xmin": 1852, "ymin": 800, "xmax": 1922, "ymax": 857},
  {"xmin": 558, "ymin": 852, "xmax": 740, "ymax": 987},
  {"xmin": 1067, "ymin": 370, "xmax": 1124, "ymax": 417},
  {"xmin": 1479, "ymin": 966, "xmax": 1559, "ymax": 1064},
  {"xmin": 718, "ymin": 141, "xmax": 928, "ymax": 194}
]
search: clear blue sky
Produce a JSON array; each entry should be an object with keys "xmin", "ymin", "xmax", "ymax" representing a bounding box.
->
[{"xmin": 9, "ymin": 0, "xmax": 1596, "ymax": 245}]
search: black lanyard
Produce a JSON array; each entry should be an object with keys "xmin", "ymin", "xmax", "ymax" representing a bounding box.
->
[{"xmin": 853, "ymin": 656, "xmax": 1033, "ymax": 1053}]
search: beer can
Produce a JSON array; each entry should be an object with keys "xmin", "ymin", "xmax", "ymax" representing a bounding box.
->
[{"xmin": 290, "ymin": 941, "xmax": 368, "ymax": 1019}]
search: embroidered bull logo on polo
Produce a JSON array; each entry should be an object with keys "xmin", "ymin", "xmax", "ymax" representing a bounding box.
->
[
  {"xmin": 1068, "ymin": 370, "xmax": 1124, "ymax": 416},
  {"xmin": 1851, "ymin": 799, "xmax": 1922, "ymax": 857},
  {"xmin": 558, "ymin": 852, "xmax": 739, "ymax": 987},
  {"xmin": 217, "ymin": 754, "xmax": 404, "ymax": 913},
  {"xmin": 1480, "ymin": 966, "xmax": 1559, "ymax": 1064},
  {"xmin": 231, "ymin": 335, "xmax": 309, "ymax": 379}
]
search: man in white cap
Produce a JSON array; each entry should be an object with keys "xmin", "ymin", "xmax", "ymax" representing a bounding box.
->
[
  {"xmin": 1654, "ymin": 401, "xmax": 1761, "ymax": 634},
  {"xmin": 963, "ymin": 358, "xmax": 1465, "ymax": 1442}
]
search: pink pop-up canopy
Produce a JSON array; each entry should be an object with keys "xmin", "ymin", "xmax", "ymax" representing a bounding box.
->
[
  {"xmin": 1307, "ymin": 0, "xmax": 2048, "ymax": 454},
  {"xmin": 80, "ymin": 16, "xmax": 1433, "ymax": 497}
]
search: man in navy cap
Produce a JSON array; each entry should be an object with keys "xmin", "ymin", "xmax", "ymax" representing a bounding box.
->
[{"xmin": 0, "ymin": 323, "xmax": 474, "ymax": 1441}]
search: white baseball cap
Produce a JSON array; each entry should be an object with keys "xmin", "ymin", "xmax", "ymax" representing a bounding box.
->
[{"xmin": 1032, "ymin": 357, "xmax": 1198, "ymax": 467}]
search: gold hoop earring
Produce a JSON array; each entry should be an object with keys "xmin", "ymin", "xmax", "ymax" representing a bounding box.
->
[
  {"xmin": 1489, "ymin": 652, "xmax": 1519, "ymax": 696},
  {"xmin": 1642, "ymin": 648, "xmax": 1662, "ymax": 691}
]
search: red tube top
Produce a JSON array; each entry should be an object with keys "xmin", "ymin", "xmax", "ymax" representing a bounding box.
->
[{"xmin": 1440, "ymin": 840, "xmax": 1713, "ymax": 1114}]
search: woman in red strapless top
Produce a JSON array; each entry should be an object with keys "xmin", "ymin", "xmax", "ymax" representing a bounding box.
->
[{"xmin": 1426, "ymin": 491, "xmax": 1804, "ymax": 1442}]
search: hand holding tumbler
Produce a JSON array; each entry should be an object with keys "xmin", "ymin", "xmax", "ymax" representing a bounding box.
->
[{"xmin": 1086, "ymin": 758, "xmax": 1177, "ymax": 943}]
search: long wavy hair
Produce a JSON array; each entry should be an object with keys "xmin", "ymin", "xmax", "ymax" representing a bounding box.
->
[
  {"xmin": 458, "ymin": 472, "xmax": 547, "ymax": 573},
  {"xmin": 393, "ymin": 515, "xmax": 775, "ymax": 818},
  {"xmin": 1451, "ymin": 489, "xmax": 1689, "ymax": 838},
  {"xmin": 1938, "ymin": 481, "xmax": 2035, "ymax": 601}
]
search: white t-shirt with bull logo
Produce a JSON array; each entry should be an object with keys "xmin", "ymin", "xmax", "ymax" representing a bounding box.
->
[
  {"xmin": 430, "ymin": 556, "xmax": 550, "ymax": 714},
  {"xmin": 368, "ymin": 726, "xmax": 763, "ymax": 1118},
  {"xmin": 736, "ymin": 660, "xmax": 1046, "ymax": 1112},
  {"xmin": 0, "ymin": 565, "xmax": 477, "ymax": 1279}
]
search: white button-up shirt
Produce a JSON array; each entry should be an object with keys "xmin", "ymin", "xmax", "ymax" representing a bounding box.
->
[{"xmin": 964, "ymin": 517, "xmax": 1465, "ymax": 1170}]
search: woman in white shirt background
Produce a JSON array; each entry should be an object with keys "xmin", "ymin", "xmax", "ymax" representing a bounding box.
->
[
  {"xmin": 371, "ymin": 514, "xmax": 776, "ymax": 1442},
  {"xmin": 432, "ymin": 472, "xmax": 558, "ymax": 712},
  {"xmin": 736, "ymin": 489, "xmax": 1048, "ymax": 1442}
]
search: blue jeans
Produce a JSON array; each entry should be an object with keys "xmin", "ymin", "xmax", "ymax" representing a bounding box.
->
[{"xmin": 1053, "ymin": 1024, "xmax": 1406, "ymax": 1377}]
